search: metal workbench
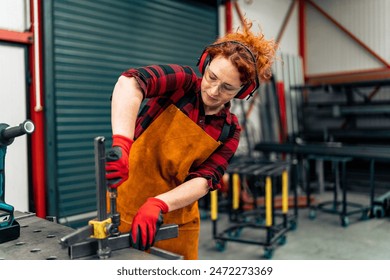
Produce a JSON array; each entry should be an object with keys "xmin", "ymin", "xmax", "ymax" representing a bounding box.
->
[{"xmin": 0, "ymin": 211, "xmax": 173, "ymax": 260}]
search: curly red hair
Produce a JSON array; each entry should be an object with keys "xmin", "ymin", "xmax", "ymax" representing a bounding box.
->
[{"xmin": 205, "ymin": 19, "xmax": 277, "ymax": 85}]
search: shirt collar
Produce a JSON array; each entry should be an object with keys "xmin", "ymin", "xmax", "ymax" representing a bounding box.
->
[{"xmin": 217, "ymin": 102, "xmax": 233, "ymax": 125}]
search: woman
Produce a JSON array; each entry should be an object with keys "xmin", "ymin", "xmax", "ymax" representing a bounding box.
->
[{"xmin": 105, "ymin": 20, "xmax": 276, "ymax": 259}]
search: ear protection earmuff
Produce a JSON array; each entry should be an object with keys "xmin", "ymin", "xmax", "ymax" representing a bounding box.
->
[{"xmin": 197, "ymin": 41, "xmax": 260, "ymax": 100}]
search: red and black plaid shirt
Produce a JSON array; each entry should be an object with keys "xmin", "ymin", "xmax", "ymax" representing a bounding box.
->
[{"xmin": 122, "ymin": 64, "xmax": 241, "ymax": 190}]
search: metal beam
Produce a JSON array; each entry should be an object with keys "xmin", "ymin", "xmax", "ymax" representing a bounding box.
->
[
  {"xmin": 255, "ymin": 142, "xmax": 390, "ymax": 162},
  {"xmin": 298, "ymin": 0, "xmax": 307, "ymax": 79},
  {"xmin": 67, "ymin": 224, "xmax": 179, "ymax": 259},
  {"xmin": 0, "ymin": 29, "xmax": 33, "ymax": 44},
  {"xmin": 306, "ymin": 68, "xmax": 390, "ymax": 85},
  {"xmin": 291, "ymin": 78, "xmax": 390, "ymax": 90}
]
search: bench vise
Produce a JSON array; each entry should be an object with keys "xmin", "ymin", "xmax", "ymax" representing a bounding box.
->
[{"xmin": 60, "ymin": 136, "xmax": 179, "ymax": 259}]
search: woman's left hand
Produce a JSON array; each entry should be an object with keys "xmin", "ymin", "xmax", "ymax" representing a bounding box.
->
[{"xmin": 130, "ymin": 197, "xmax": 169, "ymax": 250}]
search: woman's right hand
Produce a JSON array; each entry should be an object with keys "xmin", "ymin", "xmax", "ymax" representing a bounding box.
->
[{"xmin": 105, "ymin": 134, "xmax": 134, "ymax": 188}]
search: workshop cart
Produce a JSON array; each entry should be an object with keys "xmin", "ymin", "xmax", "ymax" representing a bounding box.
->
[{"xmin": 211, "ymin": 157, "xmax": 298, "ymax": 259}]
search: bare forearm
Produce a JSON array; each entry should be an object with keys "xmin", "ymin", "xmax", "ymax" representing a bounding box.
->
[
  {"xmin": 111, "ymin": 76, "xmax": 143, "ymax": 139},
  {"xmin": 155, "ymin": 177, "xmax": 210, "ymax": 212}
]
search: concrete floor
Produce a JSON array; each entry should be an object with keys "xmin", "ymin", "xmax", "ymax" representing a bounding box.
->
[{"xmin": 198, "ymin": 192, "xmax": 390, "ymax": 260}]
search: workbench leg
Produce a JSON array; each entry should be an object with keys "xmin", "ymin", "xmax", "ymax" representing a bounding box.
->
[
  {"xmin": 369, "ymin": 160, "xmax": 376, "ymax": 217},
  {"xmin": 292, "ymin": 160, "xmax": 299, "ymax": 218},
  {"xmin": 305, "ymin": 158, "xmax": 312, "ymax": 208},
  {"xmin": 316, "ymin": 159, "xmax": 324, "ymax": 194},
  {"xmin": 341, "ymin": 161, "xmax": 349, "ymax": 227},
  {"xmin": 333, "ymin": 161, "xmax": 340, "ymax": 211}
]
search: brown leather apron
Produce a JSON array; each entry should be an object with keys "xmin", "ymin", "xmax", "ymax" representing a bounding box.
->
[{"xmin": 114, "ymin": 104, "xmax": 220, "ymax": 259}]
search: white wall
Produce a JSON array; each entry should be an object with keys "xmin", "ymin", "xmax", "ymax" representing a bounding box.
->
[
  {"xmin": 219, "ymin": 0, "xmax": 299, "ymax": 55},
  {"xmin": 307, "ymin": 0, "xmax": 390, "ymax": 75},
  {"xmin": 0, "ymin": 45, "xmax": 29, "ymax": 212},
  {"xmin": 0, "ymin": 0, "xmax": 30, "ymax": 212},
  {"xmin": 0, "ymin": 0, "xmax": 30, "ymax": 31}
]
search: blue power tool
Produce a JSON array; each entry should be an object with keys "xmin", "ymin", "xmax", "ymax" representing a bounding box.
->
[{"xmin": 0, "ymin": 120, "xmax": 35, "ymax": 243}]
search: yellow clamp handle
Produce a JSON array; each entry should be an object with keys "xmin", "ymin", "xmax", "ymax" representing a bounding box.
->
[{"xmin": 89, "ymin": 218, "xmax": 112, "ymax": 239}]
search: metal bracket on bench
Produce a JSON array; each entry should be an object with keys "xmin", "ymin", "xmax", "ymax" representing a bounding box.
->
[{"xmin": 66, "ymin": 223, "xmax": 178, "ymax": 259}]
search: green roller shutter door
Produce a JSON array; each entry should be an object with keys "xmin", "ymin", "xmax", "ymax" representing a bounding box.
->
[{"xmin": 43, "ymin": 0, "xmax": 218, "ymax": 227}]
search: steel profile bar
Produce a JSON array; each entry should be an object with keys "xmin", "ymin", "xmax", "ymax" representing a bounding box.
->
[
  {"xmin": 306, "ymin": 68, "xmax": 390, "ymax": 85},
  {"xmin": 67, "ymin": 224, "xmax": 179, "ymax": 259},
  {"xmin": 0, "ymin": 29, "xmax": 33, "ymax": 44},
  {"xmin": 298, "ymin": 0, "xmax": 307, "ymax": 78},
  {"xmin": 291, "ymin": 78, "xmax": 390, "ymax": 90},
  {"xmin": 333, "ymin": 104, "xmax": 390, "ymax": 116},
  {"xmin": 59, "ymin": 224, "xmax": 94, "ymax": 248},
  {"xmin": 94, "ymin": 136, "xmax": 107, "ymax": 221},
  {"xmin": 255, "ymin": 142, "xmax": 390, "ymax": 162},
  {"xmin": 225, "ymin": 0, "xmax": 232, "ymax": 33}
]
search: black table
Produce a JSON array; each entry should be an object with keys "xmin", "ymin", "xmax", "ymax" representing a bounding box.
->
[{"xmin": 255, "ymin": 142, "xmax": 390, "ymax": 226}]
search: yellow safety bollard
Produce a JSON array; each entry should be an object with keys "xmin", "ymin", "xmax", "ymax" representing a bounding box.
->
[
  {"xmin": 265, "ymin": 176, "xmax": 272, "ymax": 227},
  {"xmin": 211, "ymin": 190, "xmax": 218, "ymax": 221},
  {"xmin": 232, "ymin": 173, "xmax": 240, "ymax": 210},
  {"xmin": 282, "ymin": 170, "xmax": 289, "ymax": 214}
]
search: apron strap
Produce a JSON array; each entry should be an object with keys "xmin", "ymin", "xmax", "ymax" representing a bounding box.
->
[
  {"xmin": 139, "ymin": 93, "xmax": 234, "ymax": 143},
  {"xmin": 177, "ymin": 93, "xmax": 235, "ymax": 143},
  {"xmin": 218, "ymin": 121, "xmax": 233, "ymax": 143},
  {"xmin": 175, "ymin": 92, "xmax": 196, "ymax": 110}
]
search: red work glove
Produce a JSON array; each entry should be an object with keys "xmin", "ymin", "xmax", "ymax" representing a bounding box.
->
[
  {"xmin": 130, "ymin": 197, "xmax": 169, "ymax": 251},
  {"xmin": 105, "ymin": 134, "xmax": 133, "ymax": 188}
]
